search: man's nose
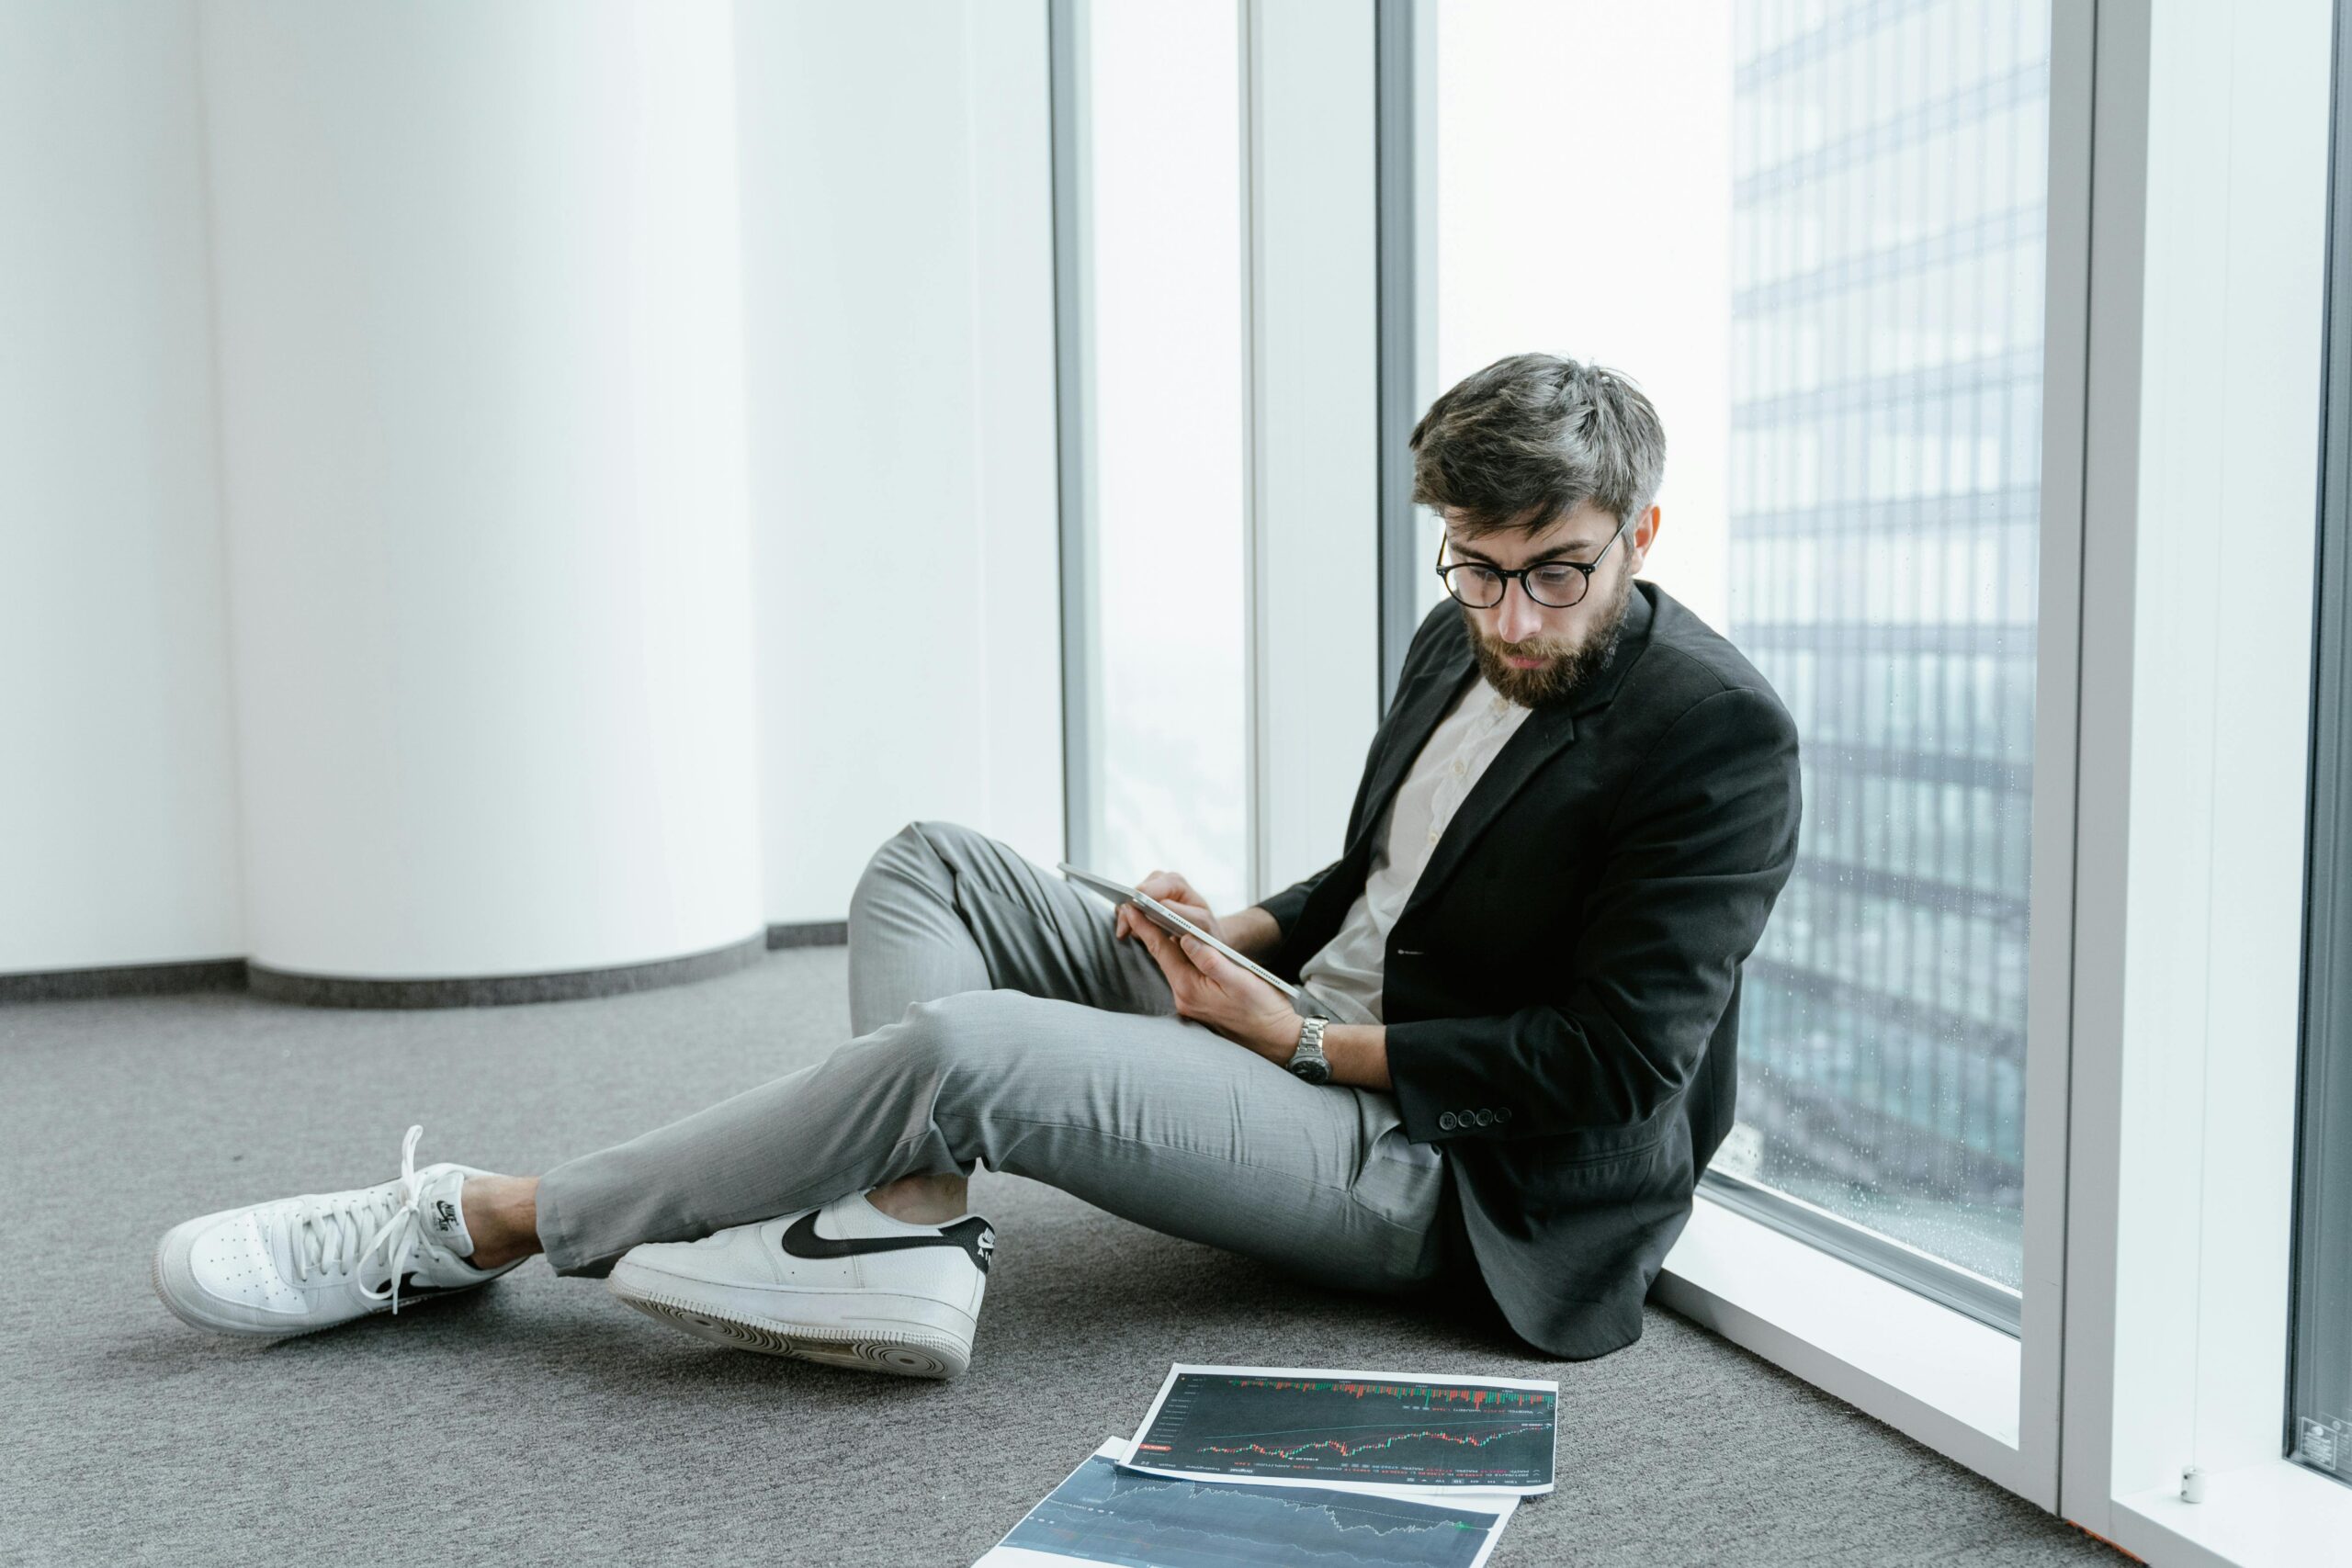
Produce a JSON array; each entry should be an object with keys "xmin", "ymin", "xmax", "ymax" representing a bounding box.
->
[{"xmin": 1496, "ymin": 580, "xmax": 1545, "ymax": 642}]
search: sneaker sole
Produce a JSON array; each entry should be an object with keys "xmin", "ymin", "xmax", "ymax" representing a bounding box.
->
[{"xmin": 607, "ymin": 1277, "xmax": 972, "ymax": 1380}]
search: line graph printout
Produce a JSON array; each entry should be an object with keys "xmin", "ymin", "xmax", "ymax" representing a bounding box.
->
[
  {"xmin": 973, "ymin": 1440, "xmax": 1515, "ymax": 1568},
  {"xmin": 1125, "ymin": 1366, "xmax": 1557, "ymax": 1495}
]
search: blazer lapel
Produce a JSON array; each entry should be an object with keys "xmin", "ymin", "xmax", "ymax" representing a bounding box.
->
[
  {"xmin": 1402, "ymin": 702, "xmax": 1578, "ymax": 923},
  {"xmin": 1401, "ymin": 582, "xmax": 1659, "ymax": 921}
]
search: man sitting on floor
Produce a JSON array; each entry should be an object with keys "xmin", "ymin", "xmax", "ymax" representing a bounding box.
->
[{"xmin": 153, "ymin": 353, "xmax": 1804, "ymax": 1374}]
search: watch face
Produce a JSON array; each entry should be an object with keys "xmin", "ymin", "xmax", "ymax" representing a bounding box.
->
[{"xmin": 1289, "ymin": 1054, "xmax": 1332, "ymax": 1085}]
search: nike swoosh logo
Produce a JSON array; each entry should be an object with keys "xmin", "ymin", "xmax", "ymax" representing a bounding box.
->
[{"xmin": 779, "ymin": 1213, "xmax": 994, "ymax": 1275}]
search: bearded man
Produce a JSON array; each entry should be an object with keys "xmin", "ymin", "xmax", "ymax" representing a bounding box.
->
[{"xmin": 153, "ymin": 353, "xmax": 1804, "ymax": 1371}]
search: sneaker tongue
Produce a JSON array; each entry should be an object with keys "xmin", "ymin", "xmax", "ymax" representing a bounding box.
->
[{"xmin": 413, "ymin": 1167, "xmax": 477, "ymax": 1259}]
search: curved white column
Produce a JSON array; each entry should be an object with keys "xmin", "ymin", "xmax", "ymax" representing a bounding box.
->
[{"xmin": 199, "ymin": 1, "xmax": 763, "ymax": 980}]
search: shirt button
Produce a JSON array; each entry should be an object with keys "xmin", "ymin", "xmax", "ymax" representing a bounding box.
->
[
  {"xmin": 1437, "ymin": 1111, "xmax": 1458, "ymax": 1131},
  {"xmin": 1426, "ymin": 827, "xmax": 1439, "ymax": 846},
  {"xmin": 1452, "ymin": 758, "xmax": 1466, "ymax": 777}
]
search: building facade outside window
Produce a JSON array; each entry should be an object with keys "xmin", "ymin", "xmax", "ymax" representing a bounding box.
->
[{"xmin": 1721, "ymin": 0, "xmax": 2049, "ymax": 1288}]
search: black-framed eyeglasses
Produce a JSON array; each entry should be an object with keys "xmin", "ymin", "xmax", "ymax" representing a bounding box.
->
[{"xmin": 1434, "ymin": 513, "xmax": 1634, "ymax": 610}]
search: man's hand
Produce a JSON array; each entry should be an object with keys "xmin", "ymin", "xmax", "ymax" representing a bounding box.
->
[
  {"xmin": 1113, "ymin": 870, "xmax": 1283, "ymax": 963},
  {"xmin": 1125, "ymin": 915, "xmax": 1300, "ymax": 1063},
  {"xmin": 1111, "ymin": 869, "xmax": 1223, "ymax": 946}
]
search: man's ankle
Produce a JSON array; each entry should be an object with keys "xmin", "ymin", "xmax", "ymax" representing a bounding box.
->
[
  {"xmin": 461, "ymin": 1174, "xmax": 542, "ymax": 1270},
  {"xmin": 867, "ymin": 1171, "xmax": 967, "ymax": 1226}
]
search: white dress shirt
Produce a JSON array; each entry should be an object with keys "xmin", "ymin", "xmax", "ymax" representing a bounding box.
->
[{"xmin": 1296, "ymin": 674, "xmax": 1533, "ymax": 1025}]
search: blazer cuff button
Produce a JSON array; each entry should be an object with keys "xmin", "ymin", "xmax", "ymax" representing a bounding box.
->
[{"xmin": 1437, "ymin": 1111, "xmax": 1458, "ymax": 1131}]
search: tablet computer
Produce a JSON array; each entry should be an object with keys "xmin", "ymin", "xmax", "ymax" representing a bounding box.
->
[{"xmin": 1057, "ymin": 863, "xmax": 1303, "ymax": 1002}]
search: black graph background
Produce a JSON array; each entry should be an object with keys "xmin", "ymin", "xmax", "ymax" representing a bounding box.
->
[
  {"xmin": 1131, "ymin": 1374, "xmax": 1555, "ymax": 1489},
  {"xmin": 1001, "ymin": 1457, "xmax": 1498, "ymax": 1568}
]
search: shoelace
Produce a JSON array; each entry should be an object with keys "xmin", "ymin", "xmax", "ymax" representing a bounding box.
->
[{"xmin": 287, "ymin": 1123, "xmax": 437, "ymax": 1314}]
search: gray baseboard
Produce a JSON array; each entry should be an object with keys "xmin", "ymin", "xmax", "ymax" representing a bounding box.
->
[
  {"xmin": 5, "ymin": 924, "xmax": 839, "ymax": 1008},
  {"xmin": 245, "ymin": 931, "xmax": 769, "ymax": 1010},
  {"xmin": 0, "ymin": 958, "xmax": 248, "ymax": 1003},
  {"xmin": 766, "ymin": 920, "xmax": 848, "ymax": 949}
]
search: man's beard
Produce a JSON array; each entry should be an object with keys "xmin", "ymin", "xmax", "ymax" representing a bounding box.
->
[{"xmin": 1462, "ymin": 562, "xmax": 1636, "ymax": 709}]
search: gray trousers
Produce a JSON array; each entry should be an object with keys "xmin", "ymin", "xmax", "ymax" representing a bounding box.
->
[{"xmin": 535, "ymin": 821, "xmax": 1458, "ymax": 1296}]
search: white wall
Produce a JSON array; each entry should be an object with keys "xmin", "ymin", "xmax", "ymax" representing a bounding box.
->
[
  {"xmin": 0, "ymin": 0, "xmax": 1059, "ymax": 979},
  {"xmin": 735, "ymin": 1, "xmax": 1064, "ymax": 924},
  {"xmin": 198, "ymin": 0, "xmax": 766, "ymax": 978},
  {"xmin": 0, "ymin": 0, "xmax": 245, "ymax": 976}
]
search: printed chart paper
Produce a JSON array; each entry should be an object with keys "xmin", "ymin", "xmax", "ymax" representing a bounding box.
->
[
  {"xmin": 972, "ymin": 1438, "xmax": 1517, "ymax": 1568},
  {"xmin": 1123, "ymin": 1365, "xmax": 1558, "ymax": 1495}
]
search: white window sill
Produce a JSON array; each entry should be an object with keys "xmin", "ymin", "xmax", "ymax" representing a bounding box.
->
[
  {"xmin": 2113, "ymin": 1458, "xmax": 2352, "ymax": 1568},
  {"xmin": 1656, "ymin": 1191, "xmax": 2026, "ymax": 1488}
]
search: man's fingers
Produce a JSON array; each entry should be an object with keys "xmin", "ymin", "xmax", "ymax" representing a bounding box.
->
[{"xmin": 1138, "ymin": 869, "xmax": 1192, "ymax": 903}]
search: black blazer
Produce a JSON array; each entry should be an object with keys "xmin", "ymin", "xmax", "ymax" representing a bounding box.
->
[{"xmin": 1261, "ymin": 581, "xmax": 1802, "ymax": 1359}]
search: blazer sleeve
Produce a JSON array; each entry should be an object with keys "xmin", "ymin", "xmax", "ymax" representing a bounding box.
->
[
  {"xmin": 1257, "ymin": 862, "xmax": 1336, "ymax": 940},
  {"xmin": 1383, "ymin": 684, "xmax": 1803, "ymax": 1144}
]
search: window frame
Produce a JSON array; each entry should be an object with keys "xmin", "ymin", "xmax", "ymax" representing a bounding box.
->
[{"xmin": 2053, "ymin": 1, "xmax": 2347, "ymax": 1562}]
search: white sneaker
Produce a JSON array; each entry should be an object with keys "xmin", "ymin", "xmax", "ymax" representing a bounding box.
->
[
  {"xmin": 153, "ymin": 1124, "xmax": 522, "ymax": 1338},
  {"xmin": 606, "ymin": 1192, "xmax": 994, "ymax": 1380}
]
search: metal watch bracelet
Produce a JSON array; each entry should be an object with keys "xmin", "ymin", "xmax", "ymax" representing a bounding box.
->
[{"xmin": 1286, "ymin": 1012, "xmax": 1332, "ymax": 1084}]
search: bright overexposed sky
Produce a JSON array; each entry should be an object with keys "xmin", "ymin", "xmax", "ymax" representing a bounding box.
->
[{"xmin": 1435, "ymin": 0, "xmax": 1733, "ymax": 629}]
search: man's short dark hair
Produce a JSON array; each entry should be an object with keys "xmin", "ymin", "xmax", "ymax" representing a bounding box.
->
[{"xmin": 1408, "ymin": 354, "xmax": 1667, "ymax": 537}]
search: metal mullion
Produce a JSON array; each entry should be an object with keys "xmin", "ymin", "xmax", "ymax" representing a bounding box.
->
[
  {"xmin": 2289, "ymin": 0, "xmax": 2352, "ymax": 1485},
  {"xmin": 1047, "ymin": 0, "xmax": 1097, "ymax": 872},
  {"xmin": 1374, "ymin": 0, "xmax": 1426, "ymax": 715}
]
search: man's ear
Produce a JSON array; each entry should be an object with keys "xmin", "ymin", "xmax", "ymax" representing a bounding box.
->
[{"xmin": 1633, "ymin": 504, "xmax": 1662, "ymax": 569}]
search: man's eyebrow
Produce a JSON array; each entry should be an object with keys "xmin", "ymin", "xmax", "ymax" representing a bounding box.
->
[{"xmin": 1447, "ymin": 537, "xmax": 1604, "ymax": 565}]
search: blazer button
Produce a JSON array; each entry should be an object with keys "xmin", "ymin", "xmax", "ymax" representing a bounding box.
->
[
  {"xmin": 1475, "ymin": 1109, "xmax": 1496, "ymax": 1127},
  {"xmin": 1497, "ymin": 1106, "xmax": 1512, "ymax": 1123},
  {"xmin": 1437, "ymin": 1111, "xmax": 1458, "ymax": 1131}
]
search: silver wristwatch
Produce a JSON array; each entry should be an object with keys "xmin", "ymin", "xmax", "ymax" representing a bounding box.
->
[{"xmin": 1286, "ymin": 1012, "xmax": 1332, "ymax": 1084}]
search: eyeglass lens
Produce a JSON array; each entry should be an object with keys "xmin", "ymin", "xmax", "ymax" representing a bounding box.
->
[{"xmin": 1445, "ymin": 563, "xmax": 1589, "ymax": 609}]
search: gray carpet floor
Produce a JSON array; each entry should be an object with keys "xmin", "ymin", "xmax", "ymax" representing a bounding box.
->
[{"xmin": 3, "ymin": 947, "xmax": 2127, "ymax": 1567}]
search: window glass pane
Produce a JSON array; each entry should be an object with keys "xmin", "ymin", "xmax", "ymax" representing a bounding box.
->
[
  {"xmin": 1436, "ymin": 0, "xmax": 2051, "ymax": 1289},
  {"xmin": 1077, "ymin": 4, "xmax": 1249, "ymax": 912}
]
